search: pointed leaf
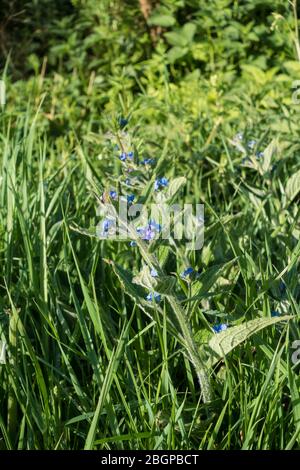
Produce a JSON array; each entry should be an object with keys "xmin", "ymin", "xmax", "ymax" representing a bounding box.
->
[
  {"xmin": 204, "ymin": 315, "xmax": 292, "ymax": 367},
  {"xmin": 286, "ymin": 168, "xmax": 300, "ymax": 202}
]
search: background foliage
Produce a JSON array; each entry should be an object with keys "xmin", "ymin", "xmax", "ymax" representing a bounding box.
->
[{"xmin": 0, "ymin": 0, "xmax": 300, "ymax": 450}]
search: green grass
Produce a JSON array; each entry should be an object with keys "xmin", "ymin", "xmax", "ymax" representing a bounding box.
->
[
  {"xmin": 0, "ymin": 85, "xmax": 299, "ymax": 449},
  {"xmin": 0, "ymin": 0, "xmax": 300, "ymax": 450}
]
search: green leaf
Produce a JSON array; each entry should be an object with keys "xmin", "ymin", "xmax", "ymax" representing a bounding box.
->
[
  {"xmin": 285, "ymin": 168, "xmax": 300, "ymax": 202},
  {"xmin": 241, "ymin": 64, "xmax": 267, "ymax": 85},
  {"xmin": 182, "ymin": 22, "xmax": 196, "ymax": 43},
  {"xmin": 165, "ymin": 176, "xmax": 186, "ymax": 200},
  {"xmin": 132, "ymin": 265, "xmax": 176, "ymax": 294},
  {"xmin": 165, "ymin": 31, "xmax": 188, "ymax": 47},
  {"xmin": 204, "ymin": 315, "xmax": 292, "ymax": 367},
  {"xmin": 132, "ymin": 265, "xmax": 155, "ymax": 290},
  {"xmin": 193, "ymin": 259, "xmax": 237, "ymax": 298},
  {"xmin": 283, "ymin": 60, "xmax": 300, "ymax": 76},
  {"xmin": 167, "ymin": 46, "xmax": 188, "ymax": 63},
  {"xmin": 148, "ymin": 14, "xmax": 175, "ymax": 27},
  {"xmin": 262, "ymin": 139, "xmax": 277, "ymax": 173}
]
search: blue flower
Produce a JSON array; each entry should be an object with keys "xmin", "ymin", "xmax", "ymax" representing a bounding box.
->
[
  {"xmin": 127, "ymin": 194, "xmax": 135, "ymax": 204},
  {"xmin": 101, "ymin": 218, "xmax": 113, "ymax": 236},
  {"xmin": 150, "ymin": 268, "xmax": 158, "ymax": 277},
  {"xmin": 154, "ymin": 177, "xmax": 169, "ymax": 191},
  {"xmin": 102, "ymin": 219, "xmax": 111, "ymax": 232},
  {"xmin": 271, "ymin": 310, "xmax": 280, "ymax": 317},
  {"xmin": 160, "ymin": 177, "xmax": 168, "ymax": 187},
  {"xmin": 279, "ymin": 281, "xmax": 286, "ymax": 295},
  {"xmin": 180, "ymin": 267, "xmax": 194, "ymax": 279},
  {"xmin": 137, "ymin": 220, "xmax": 161, "ymax": 242},
  {"xmin": 247, "ymin": 140, "xmax": 256, "ymax": 149},
  {"xmin": 119, "ymin": 117, "xmax": 128, "ymax": 128},
  {"xmin": 141, "ymin": 158, "xmax": 155, "ymax": 165},
  {"xmin": 109, "ymin": 190, "xmax": 117, "ymax": 200},
  {"xmin": 143, "ymin": 227, "xmax": 156, "ymax": 241},
  {"xmin": 213, "ymin": 324, "xmax": 228, "ymax": 333},
  {"xmin": 154, "ymin": 179, "xmax": 160, "ymax": 191},
  {"xmin": 130, "ymin": 241, "xmax": 137, "ymax": 247},
  {"xmin": 146, "ymin": 292, "xmax": 161, "ymax": 302},
  {"xmin": 120, "ymin": 152, "xmax": 127, "ymax": 161},
  {"xmin": 128, "ymin": 151, "xmax": 134, "ymax": 160},
  {"xmin": 256, "ymin": 151, "xmax": 264, "ymax": 160},
  {"xmin": 149, "ymin": 220, "xmax": 161, "ymax": 231}
]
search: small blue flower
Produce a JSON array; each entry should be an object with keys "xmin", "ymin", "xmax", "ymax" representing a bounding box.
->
[
  {"xmin": 120, "ymin": 152, "xmax": 127, "ymax": 161},
  {"xmin": 154, "ymin": 179, "xmax": 160, "ymax": 191},
  {"xmin": 150, "ymin": 268, "xmax": 158, "ymax": 277},
  {"xmin": 102, "ymin": 219, "xmax": 111, "ymax": 232},
  {"xmin": 247, "ymin": 140, "xmax": 256, "ymax": 150},
  {"xmin": 279, "ymin": 281, "xmax": 286, "ymax": 295},
  {"xmin": 154, "ymin": 177, "xmax": 169, "ymax": 191},
  {"xmin": 144, "ymin": 227, "xmax": 156, "ymax": 241},
  {"xmin": 109, "ymin": 190, "xmax": 117, "ymax": 200},
  {"xmin": 256, "ymin": 151, "xmax": 264, "ymax": 160},
  {"xmin": 160, "ymin": 177, "xmax": 168, "ymax": 187},
  {"xmin": 213, "ymin": 324, "xmax": 228, "ymax": 333},
  {"xmin": 127, "ymin": 194, "xmax": 135, "ymax": 204},
  {"xmin": 146, "ymin": 292, "xmax": 161, "ymax": 302},
  {"xmin": 180, "ymin": 267, "xmax": 194, "ymax": 279},
  {"xmin": 119, "ymin": 117, "xmax": 128, "ymax": 128},
  {"xmin": 101, "ymin": 218, "xmax": 113, "ymax": 236},
  {"xmin": 128, "ymin": 151, "xmax": 134, "ymax": 160},
  {"xmin": 149, "ymin": 220, "xmax": 161, "ymax": 232},
  {"xmin": 130, "ymin": 241, "xmax": 137, "ymax": 247},
  {"xmin": 271, "ymin": 310, "xmax": 280, "ymax": 317},
  {"xmin": 141, "ymin": 158, "xmax": 155, "ymax": 165},
  {"xmin": 137, "ymin": 220, "xmax": 161, "ymax": 242}
]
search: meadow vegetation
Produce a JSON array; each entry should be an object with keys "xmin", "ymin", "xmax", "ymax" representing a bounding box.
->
[{"xmin": 0, "ymin": 0, "xmax": 300, "ymax": 450}]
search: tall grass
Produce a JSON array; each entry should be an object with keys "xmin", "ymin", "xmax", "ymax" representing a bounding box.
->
[{"xmin": 0, "ymin": 0, "xmax": 300, "ymax": 449}]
